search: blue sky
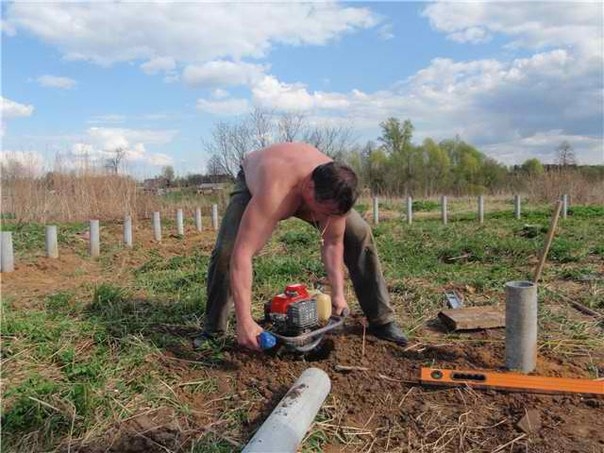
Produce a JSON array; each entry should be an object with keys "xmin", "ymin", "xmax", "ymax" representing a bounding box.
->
[{"xmin": 1, "ymin": 1, "xmax": 603, "ymax": 177}]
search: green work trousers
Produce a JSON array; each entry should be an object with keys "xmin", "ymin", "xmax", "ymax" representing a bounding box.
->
[{"xmin": 204, "ymin": 170, "xmax": 395, "ymax": 334}]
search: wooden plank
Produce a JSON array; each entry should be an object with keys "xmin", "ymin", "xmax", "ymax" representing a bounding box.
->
[
  {"xmin": 421, "ymin": 367, "xmax": 604, "ymax": 396},
  {"xmin": 438, "ymin": 306, "xmax": 505, "ymax": 331}
]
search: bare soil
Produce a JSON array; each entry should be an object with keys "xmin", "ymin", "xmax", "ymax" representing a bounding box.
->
[{"xmin": 2, "ymin": 222, "xmax": 603, "ymax": 452}]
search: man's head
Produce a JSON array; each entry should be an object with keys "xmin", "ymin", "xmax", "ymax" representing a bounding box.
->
[{"xmin": 311, "ymin": 162, "xmax": 359, "ymax": 215}]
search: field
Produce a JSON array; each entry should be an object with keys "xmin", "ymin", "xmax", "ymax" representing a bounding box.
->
[{"xmin": 1, "ymin": 198, "xmax": 603, "ymax": 452}]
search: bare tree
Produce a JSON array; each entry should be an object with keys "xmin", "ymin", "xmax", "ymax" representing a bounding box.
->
[
  {"xmin": 556, "ymin": 140, "xmax": 577, "ymax": 166},
  {"xmin": 248, "ymin": 107, "xmax": 274, "ymax": 149},
  {"xmin": 104, "ymin": 147, "xmax": 126, "ymax": 174},
  {"xmin": 278, "ymin": 112, "xmax": 305, "ymax": 142},
  {"xmin": 203, "ymin": 121, "xmax": 254, "ymax": 177},
  {"xmin": 302, "ymin": 124, "xmax": 355, "ymax": 160}
]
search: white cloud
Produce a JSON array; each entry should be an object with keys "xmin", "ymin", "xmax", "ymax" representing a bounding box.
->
[
  {"xmin": 422, "ymin": 2, "xmax": 602, "ymax": 57},
  {"xmin": 211, "ymin": 89, "xmax": 230, "ymax": 100},
  {"xmin": 68, "ymin": 127, "xmax": 177, "ymax": 167},
  {"xmin": 196, "ymin": 98, "xmax": 250, "ymax": 116},
  {"xmin": 482, "ymin": 131, "xmax": 603, "ymax": 165},
  {"xmin": 183, "ymin": 60, "xmax": 267, "ymax": 87},
  {"xmin": 1, "ymin": 96, "xmax": 34, "ymax": 118},
  {"xmin": 378, "ymin": 23, "xmax": 394, "ymax": 41},
  {"xmin": 87, "ymin": 114, "xmax": 126, "ymax": 125},
  {"xmin": 37, "ymin": 74, "xmax": 77, "ymax": 89},
  {"xmin": 5, "ymin": 3, "xmax": 378, "ymax": 65},
  {"xmin": 252, "ymin": 76, "xmax": 350, "ymax": 111},
  {"xmin": 140, "ymin": 56, "xmax": 176, "ymax": 75}
]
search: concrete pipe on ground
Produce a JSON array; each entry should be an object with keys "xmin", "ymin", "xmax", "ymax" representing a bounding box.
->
[{"xmin": 242, "ymin": 367, "xmax": 331, "ymax": 453}]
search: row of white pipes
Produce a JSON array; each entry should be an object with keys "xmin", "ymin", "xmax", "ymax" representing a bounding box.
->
[
  {"xmin": 0, "ymin": 195, "xmax": 571, "ymax": 273},
  {"xmin": 0, "ymin": 205, "xmax": 220, "ymax": 272},
  {"xmin": 375, "ymin": 193, "xmax": 569, "ymax": 225}
]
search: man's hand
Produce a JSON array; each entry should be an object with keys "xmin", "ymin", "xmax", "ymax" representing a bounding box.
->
[
  {"xmin": 331, "ymin": 295, "xmax": 349, "ymax": 316},
  {"xmin": 236, "ymin": 319, "xmax": 264, "ymax": 351}
]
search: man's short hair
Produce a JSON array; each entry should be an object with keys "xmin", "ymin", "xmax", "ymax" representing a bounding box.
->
[{"xmin": 311, "ymin": 162, "xmax": 359, "ymax": 215}]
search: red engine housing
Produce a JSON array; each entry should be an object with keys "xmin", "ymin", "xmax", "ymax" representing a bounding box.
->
[{"xmin": 269, "ymin": 284, "xmax": 310, "ymax": 314}]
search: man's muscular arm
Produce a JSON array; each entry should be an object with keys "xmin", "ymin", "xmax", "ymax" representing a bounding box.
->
[
  {"xmin": 320, "ymin": 216, "xmax": 349, "ymax": 315},
  {"xmin": 229, "ymin": 190, "xmax": 285, "ymax": 350}
]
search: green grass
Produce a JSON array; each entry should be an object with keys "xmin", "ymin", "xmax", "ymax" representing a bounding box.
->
[{"xmin": 2, "ymin": 202, "xmax": 603, "ymax": 451}]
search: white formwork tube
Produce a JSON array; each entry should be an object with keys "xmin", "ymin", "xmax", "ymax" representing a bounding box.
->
[
  {"xmin": 152, "ymin": 211, "xmax": 161, "ymax": 242},
  {"xmin": 441, "ymin": 195, "xmax": 448, "ymax": 225},
  {"xmin": 1, "ymin": 231, "xmax": 14, "ymax": 272},
  {"xmin": 176, "ymin": 208, "xmax": 184, "ymax": 236},
  {"xmin": 46, "ymin": 225, "xmax": 59, "ymax": 258},
  {"xmin": 242, "ymin": 367, "xmax": 331, "ymax": 453},
  {"xmin": 478, "ymin": 195, "xmax": 484, "ymax": 224},
  {"xmin": 406, "ymin": 196, "xmax": 412, "ymax": 225},
  {"xmin": 123, "ymin": 215, "xmax": 133, "ymax": 248},
  {"xmin": 514, "ymin": 195, "xmax": 521, "ymax": 219},
  {"xmin": 372, "ymin": 197, "xmax": 379, "ymax": 225},
  {"xmin": 561, "ymin": 194, "xmax": 568, "ymax": 219},
  {"xmin": 505, "ymin": 281, "xmax": 538, "ymax": 373},
  {"xmin": 89, "ymin": 220, "xmax": 100, "ymax": 257},
  {"xmin": 194, "ymin": 207, "xmax": 202, "ymax": 232},
  {"xmin": 211, "ymin": 204, "xmax": 219, "ymax": 231}
]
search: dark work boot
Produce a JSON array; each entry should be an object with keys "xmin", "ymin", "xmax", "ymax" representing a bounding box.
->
[{"xmin": 368, "ymin": 321, "xmax": 408, "ymax": 345}]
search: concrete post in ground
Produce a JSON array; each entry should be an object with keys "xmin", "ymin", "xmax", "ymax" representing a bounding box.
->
[
  {"xmin": 46, "ymin": 225, "xmax": 59, "ymax": 258},
  {"xmin": 242, "ymin": 368, "xmax": 331, "ymax": 453},
  {"xmin": 153, "ymin": 211, "xmax": 161, "ymax": 242},
  {"xmin": 195, "ymin": 207, "xmax": 202, "ymax": 232},
  {"xmin": 505, "ymin": 281, "xmax": 537, "ymax": 373},
  {"xmin": 406, "ymin": 196, "xmax": 413, "ymax": 225},
  {"xmin": 212, "ymin": 204, "xmax": 219, "ymax": 231},
  {"xmin": 441, "ymin": 195, "xmax": 448, "ymax": 225},
  {"xmin": 561, "ymin": 194, "xmax": 568, "ymax": 219},
  {"xmin": 123, "ymin": 215, "xmax": 133, "ymax": 248},
  {"xmin": 478, "ymin": 195, "xmax": 484, "ymax": 224},
  {"xmin": 1, "ymin": 231, "xmax": 14, "ymax": 272},
  {"xmin": 89, "ymin": 220, "xmax": 100, "ymax": 257},
  {"xmin": 372, "ymin": 197, "xmax": 379, "ymax": 225},
  {"xmin": 514, "ymin": 195, "xmax": 521, "ymax": 219},
  {"xmin": 176, "ymin": 208, "xmax": 184, "ymax": 236}
]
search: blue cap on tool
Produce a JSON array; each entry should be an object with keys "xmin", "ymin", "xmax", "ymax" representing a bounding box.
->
[{"xmin": 258, "ymin": 331, "xmax": 277, "ymax": 350}]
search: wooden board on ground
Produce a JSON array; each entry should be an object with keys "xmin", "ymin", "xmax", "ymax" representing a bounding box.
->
[{"xmin": 438, "ymin": 306, "xmax": 505, "ymax": 331}]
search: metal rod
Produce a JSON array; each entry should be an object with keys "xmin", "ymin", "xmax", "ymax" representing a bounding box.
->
[
  {"xmin": 406, "ymin": 196, "xmax": 412, "ymax": 225},
  {"xmin": 533, "ymin": 200, "xmax": 563, "ymax": 283}
]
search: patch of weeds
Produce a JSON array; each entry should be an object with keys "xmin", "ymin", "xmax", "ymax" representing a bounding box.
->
[
  {"xmin": 92, "ymin": 283, "xmax": 129, "ymax": 307},
  {"xmin": 190, "ymin": 436, "xmax": 238, "ymax": 453},
  {"xmin": 279, "ymin": 229, "xmax": 315, "ymax": 247},
  {"xmin": 2, "ymin": 375, "xmax": 71, "ymax": 442},
  {"xmin": 413, "ymin": 200, "xmax": 440, "ymax": 212},
  {"xmin": 549, "ymin": 238, "xmax": 584, "ymax": 263},
  {"xmin": 45, "ymin": 291, "xmax": 76, "ymax": 314},
  {"xmin": 568, "ymin": 205, "xmax": 604, "ymax": 217}
]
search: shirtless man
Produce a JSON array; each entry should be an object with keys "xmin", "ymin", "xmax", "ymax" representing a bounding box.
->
[{"xmin": 200, "ymin": 142, "xmax": 407, "ymax": 351}]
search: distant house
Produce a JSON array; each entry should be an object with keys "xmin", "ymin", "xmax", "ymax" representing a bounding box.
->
[
  {"xmin": 195, "ymin": 175, "xmax": 233, "ymax": 194},
  {"xmin": 142, "ymin": 177, "xmax": 170, "ymax": 193}
]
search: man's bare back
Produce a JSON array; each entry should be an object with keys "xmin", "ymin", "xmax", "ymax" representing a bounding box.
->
[{"xmin": 242, "ymin": 143, "xmax": 332, "ymax": 222}]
